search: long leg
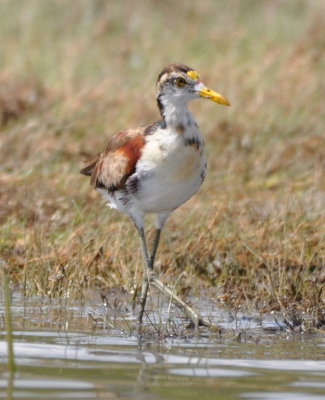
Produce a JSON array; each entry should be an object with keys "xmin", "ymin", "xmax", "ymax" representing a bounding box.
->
[
  {"xmin": 137, "ymin": 227, "xmax": 150, "ymax": 326},
  {"xmin": 150, "ymin": 277, "xmax": 212, "ymax": 328},
  {"xmin": 138, "ymin": 214, "xmax": 166, "ymax": 327},
  {"xmin": 149, "ymin": 230, "xmax": 213, "ymax": 329},
  {"xmin": 149, "ymin": 229, "xmax": 161, "ymax": 268},
  {"xmin": 137, "ymin": 223, "xmax": 217, "ymax": 330},
  {"xmin": 149, "ymin": 212, "xmax": 171, "ymax": 268},
  {"xmin": 138, "ymin": 228, "xmax": 161, "ymax": 326}
]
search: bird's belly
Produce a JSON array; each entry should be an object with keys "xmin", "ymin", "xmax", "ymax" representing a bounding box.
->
[{"xmin": 134, "ymin": 144, "xmax": 206, "ymax": 213}]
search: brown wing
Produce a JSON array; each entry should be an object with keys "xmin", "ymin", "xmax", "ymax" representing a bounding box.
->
[{"xmin": 80, "ymin": 127, "xmax": 145, "ymax": 191}]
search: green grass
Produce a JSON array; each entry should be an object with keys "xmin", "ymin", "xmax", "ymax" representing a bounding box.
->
[{"xmin": 0, "ymin": 0, "xmax": 324, "ymax": 329}]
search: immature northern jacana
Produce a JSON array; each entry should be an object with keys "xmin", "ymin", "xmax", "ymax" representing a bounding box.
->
[{"xmin": 81, "ymin": 63, "xmax": 230, "ymax": 329}]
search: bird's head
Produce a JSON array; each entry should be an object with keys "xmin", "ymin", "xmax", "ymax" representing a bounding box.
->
[{"xmin": 156, "ymin": 63, "xmax": 230, "ymax": 115}]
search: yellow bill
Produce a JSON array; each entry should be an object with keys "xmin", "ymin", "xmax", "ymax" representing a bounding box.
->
[{"xmin": 199, "ymin": 87, "xmax": 231, "ymax": 106}]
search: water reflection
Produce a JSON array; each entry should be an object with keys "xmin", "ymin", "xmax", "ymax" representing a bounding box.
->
[{"xmin": 0, "ymin": 292, "xmax": 324, "ymax": 400}]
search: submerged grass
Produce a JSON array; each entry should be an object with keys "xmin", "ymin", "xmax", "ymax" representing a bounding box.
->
[{"xmin": 0, "ymin": 0, "xmax": 324, "ymax": 329}]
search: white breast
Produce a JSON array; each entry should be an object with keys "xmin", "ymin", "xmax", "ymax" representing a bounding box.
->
[{"xmin": 133, "ymin": 127, "xmax": 206, "ymax": 213}]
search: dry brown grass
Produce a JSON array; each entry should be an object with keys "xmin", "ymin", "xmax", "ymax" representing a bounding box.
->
[{"xmin": 0, "ymin": 0, "xmax": 324, "ymax": 329}]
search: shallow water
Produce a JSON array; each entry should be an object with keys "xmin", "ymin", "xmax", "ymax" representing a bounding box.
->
[{"xmin": 0, "ymin": 291, "xmax": 325, "ymax": 400}]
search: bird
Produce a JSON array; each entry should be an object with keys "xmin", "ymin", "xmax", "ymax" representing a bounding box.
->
[{"xmin": 80, "ymin": 63, "xmax": 230, "ymax": 329}]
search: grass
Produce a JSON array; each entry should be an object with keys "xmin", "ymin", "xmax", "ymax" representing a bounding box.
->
[
  {"xmin": 1, "ymin": 260, "xmax": 16, "ymax": 395},
  {"xmin": 0, "ymin": 0, "xmax": 324, "ymax": 330}
]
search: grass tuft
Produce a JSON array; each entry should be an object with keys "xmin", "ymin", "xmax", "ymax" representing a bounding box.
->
[{"xmin": 0, "ymin": 0, "xmax": 324, "ymax": 329}]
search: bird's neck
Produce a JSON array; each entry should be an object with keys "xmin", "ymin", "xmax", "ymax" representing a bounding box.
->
[{"xmin": 157, "ymin": 96, "xmax": 199, "ymax": 136}]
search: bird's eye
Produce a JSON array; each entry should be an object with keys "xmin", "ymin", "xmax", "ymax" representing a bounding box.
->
[{"xmin": 175, "ymin": 77, "xmax": 186, "ymax": 88}]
